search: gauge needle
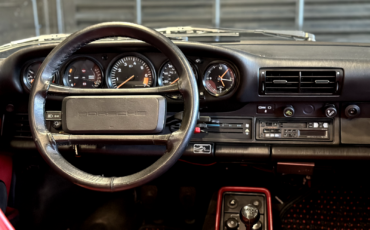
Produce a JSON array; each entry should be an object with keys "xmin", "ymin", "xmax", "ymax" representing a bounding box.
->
[
  {"xmin": 218, "ymin": 69, "xmax": 229, "ymax": 87},
  {"xmin": 219, "ymin": 69, "xmax": 229, "ymax": 79},
  {"xmin": 170, "ymin": 78, "xmax": 179, "ymax": 85},
  {"xmin": 30, "ymin": 79, "xmax": 34, "ymax": 84},
  {"xmin": 219, "ymin": 76, "xmax": 225, "ymax": 87},
  {"xmin": 117, "ymin": 75, "xmax": 134, "ymax": 88}
]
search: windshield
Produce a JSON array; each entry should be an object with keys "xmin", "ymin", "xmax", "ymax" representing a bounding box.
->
[{"xmin": 0, "ymin": 0, "xmax": 368, "ymax": 45}]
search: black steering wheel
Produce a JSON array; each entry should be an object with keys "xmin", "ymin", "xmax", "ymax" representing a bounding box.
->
[{"xmin": 28, "ymin": 22, "xmax": 199, "ymax": 191}]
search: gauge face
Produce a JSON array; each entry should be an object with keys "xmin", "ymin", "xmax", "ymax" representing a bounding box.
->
[
  {"xmin": 107, "ymin": 55, "xmax": 155, "ymax": 88},
  {"xmin": 203, "ymin": 63, "xmax": 236, "ymax": 96},
  {"xmin": 23, "ymin": 61, "xmax": 58, "ymax": 90},
  {"xmin": 63, "ymin": 58, "xmax": 103, "ymax": 88},
  {"xmin": 158, "ymin": 61, "xmax": 198, "ymax": 86},
  {"xmin": 158, "ymin": 61, "xmax": 198, "ymax": 100}
]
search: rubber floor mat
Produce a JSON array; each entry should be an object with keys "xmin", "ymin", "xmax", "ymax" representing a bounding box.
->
[{"xmin": 280, "ymin": 187, "xmax": 370, "ymax": 229}]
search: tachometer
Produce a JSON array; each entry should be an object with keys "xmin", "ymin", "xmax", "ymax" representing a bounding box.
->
[
  {"xmin": 203, "ymin": 62, "xmax": 237, "ymax": 97},
  {"xmin": 106, "ymin": 54, "xmax": 155, "ymax": 89},
  {"xmin": 63, "ymin": 57, "xmax": 103, "ymax": 88}
]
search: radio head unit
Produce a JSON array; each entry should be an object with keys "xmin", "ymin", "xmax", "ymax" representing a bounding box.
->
[{"xmin": 256, "ymin": 120, "xmax": 332, "ymax": 141}]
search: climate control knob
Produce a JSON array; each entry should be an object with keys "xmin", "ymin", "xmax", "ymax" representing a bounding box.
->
[
  {"xmin": 283, "ymin": 106, "xmax": 295, "ymax": 117},
  {"xmin": 324, "ymin": 104, "xmax": 337, "ymax": 118}
]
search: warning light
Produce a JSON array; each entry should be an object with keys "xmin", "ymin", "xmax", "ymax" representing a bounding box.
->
[
  {"xmin": 82, "ymin": 69, "xmax": 86, "ymax": 73},
  {"xmin": 143, "ymin": 77, "xmax": 149, "ymax": 85},
  {"xmin": 69, "ymin": 68, "xmax": 73, "ymax": 73}
]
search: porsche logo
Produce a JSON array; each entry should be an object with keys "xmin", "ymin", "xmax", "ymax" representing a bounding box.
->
[{"xmin": 77, "ymin": 111, "xmax": 146, "ymax": 116}]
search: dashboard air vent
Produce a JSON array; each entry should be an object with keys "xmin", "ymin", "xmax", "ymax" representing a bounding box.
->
[
  {"xmin": 300, "ymin": 71, "xmax": 337, "ymax": 94},
  {"xmin": 259, "ymin": 69, "xmax": 343, "ymax": 96},
  {"xmin": 264, "ymin": 71, "xmax": 300, "ymax": 94}
]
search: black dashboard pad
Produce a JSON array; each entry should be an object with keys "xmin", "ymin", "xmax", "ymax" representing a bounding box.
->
[{"xmin": 62, "ymin": 95, "xmax": 166, "ymax": 134}]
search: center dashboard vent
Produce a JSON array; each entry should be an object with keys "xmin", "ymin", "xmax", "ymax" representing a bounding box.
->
[{"xmin": 259, "ymin": 69, "xmax": 343, "ymax": 95}]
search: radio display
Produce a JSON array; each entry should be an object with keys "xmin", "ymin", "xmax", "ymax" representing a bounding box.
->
[{"xmin": 300, "ymin": 130, "xmax": 326, "ymax": 136}]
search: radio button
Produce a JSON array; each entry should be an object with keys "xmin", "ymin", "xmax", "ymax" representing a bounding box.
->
[
  {"xmin": 313, "ymin": 122, "xmax": 319, "ymax": 128},
  {"xmin": 263, "ymin": 129, "xmax": 270, "ymax": 133},
  {"xmin": 275, "ymin": 134, "xmax": 281, "ymax": 138},
  {"xmin": 308, "ymin": 122, "xmax": 314, "ymax": 128},
  {"xmin": 265, "ymin": 134, "xmax": 270, "ymax": 137},
  {"xmin": 323, "ymin": 123, "xmax": 329, "ymax": 128}
]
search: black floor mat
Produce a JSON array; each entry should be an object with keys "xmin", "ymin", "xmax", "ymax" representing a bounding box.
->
[{"xmin": 280, "ymin": 186, "xmax": 370, "ymax": 229}]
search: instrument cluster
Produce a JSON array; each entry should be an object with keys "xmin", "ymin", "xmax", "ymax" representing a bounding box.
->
[{"xmin": 21, "ymin": 52, "xmax": 240, "ymax": 98}]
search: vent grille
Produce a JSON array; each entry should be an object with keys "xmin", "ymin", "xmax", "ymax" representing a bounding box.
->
[
  {"xmin": 265, "ymin": 71, "xmax": 300, "ymax": 94},
  {"xmin": 5, "ymin": 114, "xmax": 32, "ymax": 138},
  {"xmin": 260, "ymin": 69, "xmax": 343, "ymax": 95}
]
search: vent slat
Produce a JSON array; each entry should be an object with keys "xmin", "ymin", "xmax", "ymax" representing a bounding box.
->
[{"xmin": 264, "ymin": 70, "xmax": 299, "ymax": 94}]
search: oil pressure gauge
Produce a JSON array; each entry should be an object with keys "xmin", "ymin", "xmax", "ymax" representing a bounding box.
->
[{"xmin": 203, "ymin": 62, "xmax": 237, "ymax": 97}]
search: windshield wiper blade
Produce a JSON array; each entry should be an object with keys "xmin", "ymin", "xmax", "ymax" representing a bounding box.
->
[
  {"xmin": 252, "ymin": 30, "xmax": 316, "ymax": 41},
  {"xmin": 156, "ymin": 26, "xmax": 240, "ymax": 41},
  {"xmin": 156, "ymin": 26, "xmax": 315, "ymax": 42},
  {"xmin": 4, "ymin": 34, "xmax": 70, "ymax": 46}
]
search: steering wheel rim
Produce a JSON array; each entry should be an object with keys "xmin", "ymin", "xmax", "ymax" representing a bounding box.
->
[{"xmin": 28, "ymin": 22, "xmax": 199, "ymax": 192}]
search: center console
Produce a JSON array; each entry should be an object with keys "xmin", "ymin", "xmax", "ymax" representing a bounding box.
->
[{"xmin": 216, "ymin": 187, "xmax": 273, "ymax": 230}]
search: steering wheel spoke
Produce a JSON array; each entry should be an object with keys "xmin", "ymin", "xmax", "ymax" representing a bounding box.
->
[
  {"xmin": 48, "ymin": 83, "xmax": 179, "ymax": 95},
  {"xmin": 52, "ymin": 133, "xmax": 171, "ymax": 145}
]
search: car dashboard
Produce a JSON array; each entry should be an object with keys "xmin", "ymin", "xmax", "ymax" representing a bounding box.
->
[{"xmin": 1, "ymin": 40, "xmax": 370, "ymax": 162}]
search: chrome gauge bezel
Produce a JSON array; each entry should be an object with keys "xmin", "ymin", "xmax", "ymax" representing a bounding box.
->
[{"xmin": 105, "ymin": 52, "xmax": 157, "ymax": 89}]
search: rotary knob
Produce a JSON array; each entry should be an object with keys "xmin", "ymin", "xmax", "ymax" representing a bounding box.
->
[
  {"xmin": 324, "ymin": 104, "xmax": 337, "ymax": 118},
  {"xmin": 283, "ymin": 106, "xmax": 295, "ymax": 117}
]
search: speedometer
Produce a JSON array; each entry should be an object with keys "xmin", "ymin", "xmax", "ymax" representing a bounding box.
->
[
  {"xmin": 158, "ymin": 61, "xmax": 198, "ymax": 100},
  {"xmin": 106, "ymin": 54, "xmax": 156, "ymax": 89},
  {"xmin": 158, "ymin": 61, "xmax": 198, "ymax": 86}
]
